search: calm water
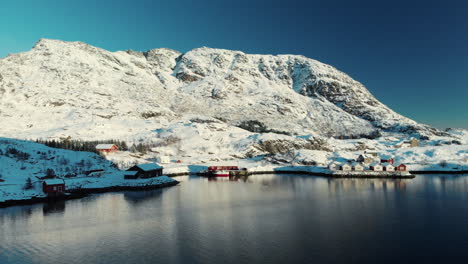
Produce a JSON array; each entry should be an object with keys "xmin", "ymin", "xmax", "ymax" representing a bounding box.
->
[{"xmin": 1, "ymin": 174, "xmax": 468, "ymax": 264}]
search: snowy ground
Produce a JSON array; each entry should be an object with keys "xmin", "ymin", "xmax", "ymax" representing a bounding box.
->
[
  {"xmin": 105, "ymin": 120, "xmax": 467, "ymax": 173},
  {"xmin": 0, "ymin": 138, "xmax": 176, "ymax": 203},
  {"xmin": 1, "ymin": 126, "xmax": 466, "ymax": 203}
]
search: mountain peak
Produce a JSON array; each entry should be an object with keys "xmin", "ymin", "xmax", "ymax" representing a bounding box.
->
[
  {"xmin": 33, "ymin": 38, "xmax": 80, "ymax": 49},
  {"xmin": 0, "ymin": 39, "xmax": 441, "ymax": 140}
]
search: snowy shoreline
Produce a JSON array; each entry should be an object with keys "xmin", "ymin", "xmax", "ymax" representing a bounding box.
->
[
  {"xmin": 0, "ymin": 178, "xmax": 179, "ymax": 208},
  {"xmin": 66, "ymin": 180, "xmax": 179, "ymax": 194},
  {"xmin": 1, "ymin": 166, "xmax": 467, "ymax": 208},
  {"xmin": 164, "ymin": 164, "xmax": 467, "ymax": 177}
]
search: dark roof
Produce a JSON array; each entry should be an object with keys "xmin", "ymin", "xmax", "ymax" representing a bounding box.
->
[
  {"xmin": 44, "ymin": 179, "xmax": 65, "ymax": 185},
  {"xmin": 133, "ymin": 163, "xmax": 163, "ymax": 171}
]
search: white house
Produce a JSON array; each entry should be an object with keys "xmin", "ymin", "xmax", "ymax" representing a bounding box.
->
[
  {"xmin": 382, "ymin": 163, "xmax": 395, "ymax": 172},
  {"xmin": 328, "ymin": 162, "xmax": 339, "ymax": 171},
  {"xmin": 340, "ymin": 163, "xmax": 352, "ymax": 171},
  {"xmin": 369, "ymin": 162, "xmax": 383, "ymax": 171},
  {"xmin": 158, "ymin": 156, "xmax": 171, "ymax": 164},
  {"xmin": 352, "ymin": 162, "xmax": 364, "ymax": 171}
]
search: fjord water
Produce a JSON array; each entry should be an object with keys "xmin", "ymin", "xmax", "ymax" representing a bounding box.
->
[{"xmin": 1, "ymin": 174, "xmax": 468, "ymax": 264}]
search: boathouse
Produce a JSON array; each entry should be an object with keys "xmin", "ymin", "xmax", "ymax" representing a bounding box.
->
[
  {"xmin": 96, "ymin": 144, "xmax": 119, "ymax": 154},
  {"xmin": 43, "ymin": 179, "xmax": 65, "ymax": 194},
  {"xmin": 396, "ymin": 164, "xmax": 407, "ymax": 171},
  {"xmin": 340, "ymin": 163, "xmax": 352, "ymax": 171},
  {"xmin": 369, "ymin": 163, "xmax": 383, "ymax": 171},
  {"xmin": 127, "ymin": 163, "xmax": 163, "ymax": 178},
  {"xmin": 351, "ymin": 162, "xmax": 364, "ymax": 171},
  {"xmin": 382, "ymin": 163, "xmax": 395, "ymax": 172}
]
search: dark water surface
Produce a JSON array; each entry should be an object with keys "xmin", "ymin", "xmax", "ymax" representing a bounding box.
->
[{"xmin": 1, "ymin": 174, "xmax": 468, "ymax": 264}]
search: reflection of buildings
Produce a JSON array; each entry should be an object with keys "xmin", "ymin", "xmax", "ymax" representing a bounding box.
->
[
  {"xmin": 207, "ymin": 175, "xmax": 249, "ymax": 182},
  {"xmin": 43, "ymin": 200, "xmax": 66, "ymax": 215},
  {"xmin": 326, "ymin": 178, "xmax": 409, "ymax": 193},
  {"xmin": 123, "ymin": 189, "xmax": 164, "ymax": 204}
]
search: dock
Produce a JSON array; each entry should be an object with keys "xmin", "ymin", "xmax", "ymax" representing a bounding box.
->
[
  {"xmin": 329, "ymin": 170, "xmax": 414, "ymax": 178},
  {"xmin": 196, "ymin": 167, "xmax": 414, "ymax": 179}
]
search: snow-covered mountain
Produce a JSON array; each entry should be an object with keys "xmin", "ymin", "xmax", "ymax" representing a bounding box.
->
[{"xmin": 0, "ymin": 38, "xmax": 439, "ymax": 140}]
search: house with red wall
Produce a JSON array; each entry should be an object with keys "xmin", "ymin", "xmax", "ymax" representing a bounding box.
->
[
  {"xmin": 96, "ymin": 144, "xmax": 119, "ymax": 154},
  {"xmin": 396, "ymin": 164, "xmax": 407, "ymax": 171},
  {"xmin": 42, "ymin": 179, "xmax": 65, "ymax": 194}
]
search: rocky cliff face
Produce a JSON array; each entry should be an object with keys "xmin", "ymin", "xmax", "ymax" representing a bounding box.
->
[{"xmin": 0, "ymin": 39, "xmax": 437, "ymax": 140}]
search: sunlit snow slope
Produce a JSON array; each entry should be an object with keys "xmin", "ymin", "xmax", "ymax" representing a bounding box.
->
[{"xmin": 0, "ymin": 39, "xmax": 439, "ymax": 140}]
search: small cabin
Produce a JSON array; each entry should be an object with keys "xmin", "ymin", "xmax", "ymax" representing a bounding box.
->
[
  {"xmin": 394, "ymin": 143, "xmax": 408, "ymax": 149},
  {"xmin": 382, "ymin": 163, "xmax": 395, "ymax": 172},
  {"xmin": 380, "ymin": 154, "xmax": 394, "ymax": 164},
  {"xmin": 380, "ymin": 158, "xmax": 394, "ymax": 164},
  {"xmin": 327, "ymin": 162, "xmax": 339, "ymax": 171},
  {"xmin": 43, "ymin": 179, "xmax": 65, "ymax": 194},
  {"xmin": 365, "ymin": 151, "xmax": 379, "ymax": 157},
  {"xmin": 340, "ymin": 163, "xmax": 352, "ymax": 171},
  {"xmin": 127, "ymin": 163, "xmax": 163, "ymax": 178},
  {"xmin": 352, "ymin": 162, "xmax": 364, "ymax": 171},
  {"xmin": 357, "ymin": 154, "xmax": 375, "ymax": 164},
  {"xmin": 158, "ymin": 156, "xmax": 171, "ymax": 164},
  {"xmin": 96, "ymin": 144, "xmax": 119, "ymax": 154},
  {"xmin": 396, "ymin": 164, "xmax": 407, "ymax": 171},
  {"xmin": 410, "ymin": 138, "xmax": 419, "ymax": 147},
  {"xmin": 124, "ymin": 170, "xmax": 139, "ymax": 180},
  {"xmin": 397, "ymin": 138, "xmax": 419, "ymax": 148},
  {"xmin": 369, "ymin": 163, "xmax": 383, "ymax": 171}
]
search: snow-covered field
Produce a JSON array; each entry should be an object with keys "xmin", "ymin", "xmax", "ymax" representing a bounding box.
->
[{"xmin": 0, "ymin": 138, "xmax": 176, "ymax": 203}]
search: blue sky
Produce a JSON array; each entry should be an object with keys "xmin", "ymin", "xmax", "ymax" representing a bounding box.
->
[{"xmin": 1, "ymin": 0, "xmax": 467, "ymax": 128}]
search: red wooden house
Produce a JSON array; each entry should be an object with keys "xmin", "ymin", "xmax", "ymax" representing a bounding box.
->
[
  {"xmin": 43, "ymin": 179, "xmax": 65, "ymax": 194},
  {"xmin": 380, "ymin": 158, "xmax": 394, "ymax": 164},
  {"xmin": 96, "ymin": 144, "xmax": 119, "ymax": 154},
  {"xmin": 396, "ymin": 164, "xmax": 407, "ymax": 171}
]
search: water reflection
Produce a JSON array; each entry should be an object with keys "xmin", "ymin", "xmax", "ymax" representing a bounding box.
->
[
  {"xmin": 123, "ymin": 189, "xmax": 164, "ymax": 204},
  {"xmin": 1, "ymin": 174, "xmax": 468, "ymax": 264},
  {"xmin": 42, "ymin": 200, "xmax": 66, "ymax": 215}
]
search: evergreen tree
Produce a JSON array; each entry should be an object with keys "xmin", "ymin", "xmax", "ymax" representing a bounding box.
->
[
  {"xmin": 46, "ymin": 168, "xmax": 56, "ymax": 177},
  {"xmin": 24, "ymin": 177, "xmax": 33, "ymax": 189}
]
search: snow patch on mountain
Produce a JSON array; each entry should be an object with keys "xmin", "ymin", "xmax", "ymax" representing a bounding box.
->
[{"xmin": 0, "ymin": 38, "xmax": 443, "ymax": 142}]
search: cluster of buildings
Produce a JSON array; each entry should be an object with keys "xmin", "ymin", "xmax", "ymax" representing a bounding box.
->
[
  {"xmin": 328, "ymin": 152, "xmax": 407, "ymax": 172},
  {"xmin": 41, "ymin": 162, "xmax": 165, "ymax": 196}
]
